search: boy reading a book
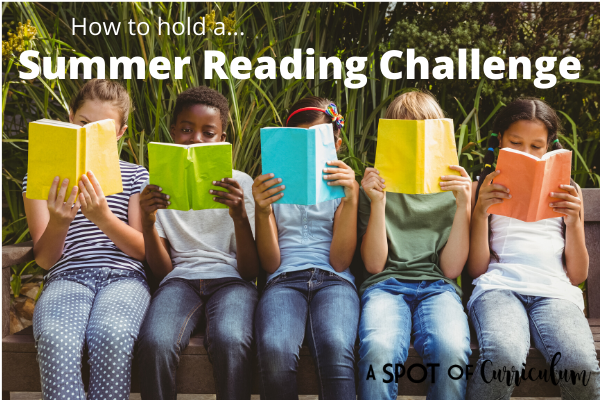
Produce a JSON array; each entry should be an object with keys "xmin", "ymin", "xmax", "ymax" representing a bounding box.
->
[
  {"xmin": 136, "ymin": 87, "xmax": 260, "ymax": 400},
  {"xmin": 357, "ymin": 91, "xmax": 472, "ymax": 400}
]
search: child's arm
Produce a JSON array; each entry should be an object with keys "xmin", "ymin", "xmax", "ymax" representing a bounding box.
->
[
  {"xmin": 324, "ymin": 161, "xmax": 359, "ymax": 272},
  {"xmin": 360, "ymin": 168, "xmax": 388, "ymax": 274},
  {"xmin": 467, "ymin": 170, "xmax": 511, "ymax": 278},
  {"xmin": 551, "ymin": 184, "xmax": 588, "ymax": 285},
  {"xmin": 438, "ymin": 166, "xmax": 472, "ymax": 279},
  {"xmin": 139, "ymin": 184, "xmax": 174, "ymax": 281},
  {"xmin": 211, "ymin": 178, "xmax": 260, "ymax": 281},
  {"xmin": 77, "ymin": 171, "xmax": 145, "ymax": 261},
  {"xmin": 252, "ymin": 174, "xmax": 284, "ymax": 274},
  {"xmin": 23, "ymin": 177, "xmax": 81, "ymax": 269}
]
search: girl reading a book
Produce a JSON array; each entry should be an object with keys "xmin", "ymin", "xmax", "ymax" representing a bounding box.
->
[
  {"xmin": 252, "ymin": 97, "xmax": 360, "ymax": 399},
  {"xmin": 466, "ymin": 98, "xmax": 600, "ymax": 399},
  {"xmin": 23, "ymin": 79, "xmax": 150, "ymax": 400},
  {"xmin": 357, "ymin": 91, "xmax": 472, "ymax": 400}
]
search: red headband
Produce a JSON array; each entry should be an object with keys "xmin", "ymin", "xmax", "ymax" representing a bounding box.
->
[{"xmin": 286, "ymin": 107, "xmax": 326, "ymax": 126}]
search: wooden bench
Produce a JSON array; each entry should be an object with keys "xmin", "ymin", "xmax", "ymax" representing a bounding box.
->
[{"xmin": 3, "ymin": 188, "xmax": 600, "ymax": 398}]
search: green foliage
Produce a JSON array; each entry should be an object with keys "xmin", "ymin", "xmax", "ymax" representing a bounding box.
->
[
  {"xmin": 2, "ymin": 3, "xmax": 599, "ymax": 272},
  {"xmin": 387, "ymin": 2, "xmax": 600, "ymax": 187}
]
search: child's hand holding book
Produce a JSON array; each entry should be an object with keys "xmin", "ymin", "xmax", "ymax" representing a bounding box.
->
[
  {"xmin": 322, "ymin": 160, "xmax": 358, "ymax": 203},
  {"xmin": 252, "ymin": 174, "xmax": 285, "ymax": 216},
  {"xmin": 439, "ymin": 165, "xmax": 472, "ymax": 208},
  {"xmin": 550, "ymin": 184, "xmax": 583, "ymax": 227},
  {"xmin": 361, "ymin": 168, "xmax": 386, "ymax": 204},
  {"xmin": 139, "ymin": 185, "xmax": 170, "ymax": 227},
  {"xmin": 210, "ymin": 178, "xmax": 248, "ymax": 221},
  {"xmin": 46, "ymin": 176, "xmax": 81, "ymax": 226}
]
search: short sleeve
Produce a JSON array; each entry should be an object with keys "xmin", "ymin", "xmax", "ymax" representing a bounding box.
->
[
  {"xmin": 22, "ymin": 173, "xmax": 28, "ymax": 194},
  {"xmin": 131, "ymin": 166, "xmax": 149, "ymax": 194},
  {"xmin": 357, "ymin": 187, "xmax": 372, "ymax": 239}
]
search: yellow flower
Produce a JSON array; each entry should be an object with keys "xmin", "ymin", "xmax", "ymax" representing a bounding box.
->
[
  {"xmin": 203, "ymin": 10, "xmax": 216, "ymax": 30},
  {"xmin": 223, "ymin": 11, "xmax": 236, "ymax": 34},
  {"xmin": 2, "ymin": 20, "xmax": 37, "ymax": 64}
]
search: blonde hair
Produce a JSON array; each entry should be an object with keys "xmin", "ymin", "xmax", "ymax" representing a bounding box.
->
[
  {"xmin": 69, "ymin": 79, "xmax": 132, "ymax": 128},
  {"xmin": 385, "ymin": 91, "xmax": 445, "ymax": 120}
]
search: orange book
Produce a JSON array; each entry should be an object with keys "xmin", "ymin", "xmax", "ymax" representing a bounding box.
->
[{"xmin": 488, "ymin": 148, "xmax": 572, "ymax": 222}]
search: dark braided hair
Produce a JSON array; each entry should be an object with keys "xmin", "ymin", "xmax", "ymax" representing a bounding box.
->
[
  {"xmin": 286, "ymin": 96, "xmax": 341, "ymax": 140},
  {"xmin": 474, "ymin": 97, "xmax": 570, "ymax": 262}
]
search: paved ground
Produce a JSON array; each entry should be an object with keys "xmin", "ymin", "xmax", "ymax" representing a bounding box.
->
[{"xmin": 9, "ymin": 394, "xmax": 562, "ymax": 400}]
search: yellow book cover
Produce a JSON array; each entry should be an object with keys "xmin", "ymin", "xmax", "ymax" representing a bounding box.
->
[
  {"xmin": 374, "ymin": 119, "xmax": 459, "ymax": 194},
  {"xmin": 26, "ymin": 119, "xmax": 123, "ymax": 200}
]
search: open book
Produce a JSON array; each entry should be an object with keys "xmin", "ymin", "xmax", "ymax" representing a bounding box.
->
[
  {"xmin": 374, "ymin": 118, "xmax": 460, "ymax": 194},
  {"xmin": 148, "ymin": 142, "xmax": 233, "ymax": 211},
  {"xmin": 260, "ymin": 123, "xmax": 345, "ymax": 205},
  {"xmin": 488, "ymin": 147, "xmax": 572, "ymax": 222},
  {"xmin": 26, "ymin": 119, "xmax": 123, "ymax": 200}
]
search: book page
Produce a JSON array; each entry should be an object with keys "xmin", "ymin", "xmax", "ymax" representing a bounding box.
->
[
  {"xmin": 312, "ymin": 123, "xmax": 344, "ymax": 204},
  {"xmin": 423, "ymin": 118, "xmax": 459, "ymax": 193},
  {"xmin": 488, "ymin": 148, "xmax": 537, "ymax": 221},
  {"xmin": 535, "ymin": 150, "xmax": 572, "ymax": 221},
  {"xmin": 83, "ymin": 119, "xmax": 123, "ymax": 196}
]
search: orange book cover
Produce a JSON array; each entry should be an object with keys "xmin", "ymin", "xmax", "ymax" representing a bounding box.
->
[{"xmin": 488, "ymin": 148, "xmax": 572, "ymax": 222}]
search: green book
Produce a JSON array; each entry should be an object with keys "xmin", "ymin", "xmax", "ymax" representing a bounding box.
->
[{"xmin": 148, "ymin": 142, "xmax": 233, "ymax": 211}]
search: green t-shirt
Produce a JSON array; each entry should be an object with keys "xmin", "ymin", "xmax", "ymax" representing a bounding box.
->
[{"xmin": 357, "ymin": 188, "xmax": 461, "ymax": 296}]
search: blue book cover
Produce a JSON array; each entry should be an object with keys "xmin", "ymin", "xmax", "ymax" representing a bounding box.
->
[{"xmin": 260, "ymin": 123, "xmax": 345, "ymax": 205}]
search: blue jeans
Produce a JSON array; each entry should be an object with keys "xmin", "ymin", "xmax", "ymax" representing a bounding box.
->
[
  {"xmin": 255, "ymin": 268, "xmax": 360, "ymax": 400},
  {"xmin": 33, "ymin": 267, "xmax": 150, "ymax": 400},
  {"xmin": 358, "ymin": 278, "xmax": 471, "ymax": 400},
  {"xmin": 467, "ymin": 289, "xmax": 600, "ymax": 400},
  {"xmin": 136, "ymin": 277, "xmax": 258, "ymax": 400}
]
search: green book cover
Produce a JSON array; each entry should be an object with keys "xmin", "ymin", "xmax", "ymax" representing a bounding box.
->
[{"xmin": 148, "ymin": 142, "xmax": 233, "ymax": 211}]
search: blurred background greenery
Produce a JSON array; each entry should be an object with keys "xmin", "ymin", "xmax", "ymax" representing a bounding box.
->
[{"xmin": 2, "ymin": 2, "xmax": 599, "ymax": 295}]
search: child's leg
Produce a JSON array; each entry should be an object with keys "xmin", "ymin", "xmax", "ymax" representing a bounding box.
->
[
  {"xmin": 412, "ymin": 280, "xmax": 471, "ymax": 400},
  {"xmin": 528, "ymin": 297, "xmax": 600, "ymax": 400},
  {"xmin": 136, "ymin": 278, "xmax": 204, "ymax": 400},
  {"xmin": 85, "ymin": 269, "xmax": 150, "ymax": 400},
  {"xmin": 466, "ymin": 289, "xmax": 530, "ymax": 400},
  {"xmin": 304, "ymin": 271, "xmax": 360, "ymax": 400},
  {"xmin": 203, "ymin": 278, "xmax": 258, "ymax": 400},
  {"xmin": 33, "ymin": 272, "xmax": 95, "ymax": 400},
  {"xmin": 255, "ymin": 272, "xmax": 310, "ymax": 400},
  {"xmin": 357, "ymin": 278, "xmax": 415, "ymax": 400}
]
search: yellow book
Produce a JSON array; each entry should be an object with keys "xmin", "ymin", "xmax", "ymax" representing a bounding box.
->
[
  {"xmin": 26, "ymin": 119, "xmax": 123, "ymax": 200},
  {"xmin": 374, "ymin": 118, "xmax": 460, "ymax": 194}
]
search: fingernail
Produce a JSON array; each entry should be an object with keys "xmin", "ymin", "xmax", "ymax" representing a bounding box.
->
[
  {"xmin": 212, "ymin": 181, "xmax": 216, "ymax": 185},
  {"xmin": 213, "ymin": 197, "xmax": 216, "ymax": 201},
  {"xmin": 159, "ymin": 187, "xmax": 163, "ymax": 191},
  {"xmin": 167, "ymin": 201, "xmax": 171, "ymax": 205},
  {"xmin": 209, "ymin": 190, "xmax": 213, "ymax": 194},
  {"xmin": 327, "ymin": 182, "xmax": 331, "ymax": 185},
  {"xmin": 509, "ymin": 195, "xmax": 512, "ymax": 198},
  {"xmin": 550, "ymin": 192, "xmax": 555, "ymax": 196},
  {"xmin": 382, "ymin": 185, "xmax": 386, "ymax": 188},
  {"xmin": 166, "ymin": 195, "xmax": 170, "ymax": 199},
  {"xmin": 54, "ymin": 176, "xmax": 59, "ymax": 181},
  {"xmin": 506, "ymin": 189, "xmax": 510, "ymax": 193},
  {"xmin": 550, "ymin": 203, "xmax": 554, "ymax": 206},
  {"xmin": 270, "ymin": 173, "xmax": 274, "ymax": 177},
  {"xmin": 278, "ymin": 178, "xmax": 282, "ymax": 183},
  {"xmin": 281, "ymin": 185, "xmax": 286, "ymax": 189},
  {"xmin": 221, "ymin": 178, "xmax": 225, "ymax": 182}
]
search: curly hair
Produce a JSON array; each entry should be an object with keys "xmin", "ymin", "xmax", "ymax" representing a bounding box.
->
[{"xmin": 172, "ymin": 86, "xmax": 230, "ymax": 131}]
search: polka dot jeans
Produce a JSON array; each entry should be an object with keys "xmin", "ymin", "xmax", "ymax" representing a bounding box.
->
[{"xmin": 33, "ymin": 267, "xmax": 150, "ymax": 400}]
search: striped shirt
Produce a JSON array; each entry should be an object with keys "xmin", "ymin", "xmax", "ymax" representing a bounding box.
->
[{"xmin": 23, "ymin": 160, "xmax": 148, "ymax": 280}]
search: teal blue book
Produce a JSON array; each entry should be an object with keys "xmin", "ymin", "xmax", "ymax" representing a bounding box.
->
[{"xmin": 260, "ymin": 123, "xmax": 345, "ymax": 205}]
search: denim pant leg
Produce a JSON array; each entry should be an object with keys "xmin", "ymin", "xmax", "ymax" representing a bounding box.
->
[
  {"xmin": 85, "ymin": 270, "xmax": 150, "ymax": 400},
  {"xmin": 466, "ymin": 289, "xmax": 530, "ymax": 400},
  {"xmin": 358, "ymin": 279, "xmax": 413, "ymax": 400},
  {"xmin": 528, "ymin": 296, "xmax": 600, "ymax": 400},
  {"xmin": 137, "ymin": 279, "xmax": 204, "ymax": 400},
  {"xmin": 412, "ymin": 280, "xmax": 471, "ymax": 400},
  {"xmin": 255, "ymin": 274, "xmax": 309, "ymax": 400},
  {"xmin": 203, "ymin": 278, "xmax": 258, "ymax": 400},
  {"xmin": 33, "ymin": 275, "xmax": 94, "ymax": 400},
  {"xmin": 304, "ymin": 273, "xmax": 359, "ymax": 400}
]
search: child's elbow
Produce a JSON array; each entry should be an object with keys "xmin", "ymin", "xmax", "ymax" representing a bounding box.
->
[
  {"xmin": 569, "ymin": 270, "xmax": 588, "ymax": 287},
  {"xmin": 330, "ymin": 257, "xmax": 350, "ymax": 273}
]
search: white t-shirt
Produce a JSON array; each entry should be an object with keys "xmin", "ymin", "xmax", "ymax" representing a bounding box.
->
[{"xmin": 142, "ymin": 170, "xmax": 255, "ymax": 284}]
